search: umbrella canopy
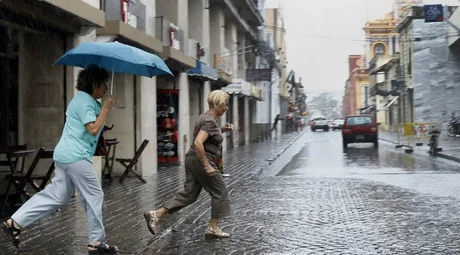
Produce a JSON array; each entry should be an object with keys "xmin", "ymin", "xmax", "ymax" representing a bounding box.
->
[{"xmin": 54, "ymin": 41, "xmax": 173, "ymax": 77}]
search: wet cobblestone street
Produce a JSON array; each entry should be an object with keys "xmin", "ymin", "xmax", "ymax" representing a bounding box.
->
[{"xmin": 4, "ymin": 130, "xmax": 460, "ymax": 254}]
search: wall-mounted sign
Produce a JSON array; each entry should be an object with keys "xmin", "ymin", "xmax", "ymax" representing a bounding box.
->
[
  {"xmin": 121, "ymin": 0, "xmax": 129, "ymax": 23},
  {"xmin": 214, "ymin": 54, "xmax": 232, "ymax": 75},
  {"xmin": 246, "ymin": 69, "xmax": 272, "ymax": 82},
  {"xmin": 391, "ymin": 80, "xmax": 399, "ymax": 91},
  {"xmin": 224, "ymin": 79, "xmax": 251, "ymax": 96},
  {"xmin": 424, "ymin": 4, "xmax": 444, "ymax": 23}
]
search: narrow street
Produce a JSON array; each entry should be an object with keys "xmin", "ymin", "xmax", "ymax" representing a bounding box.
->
[
  {"xmin": 3, "ymin": 131, "xmax": 460, "ymax": 254},
  {"xmin": 147, "ymin": 131, "xmax": 460, "ymax": 254}
]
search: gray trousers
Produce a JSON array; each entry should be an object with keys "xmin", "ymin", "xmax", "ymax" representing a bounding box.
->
[
  {"xmin": 11, "ymin": 160, "xmax": 106, "ymax": 242},
  {"xmin": 164, "ymin": 156, "xmax": 230, "ymax": 219}
]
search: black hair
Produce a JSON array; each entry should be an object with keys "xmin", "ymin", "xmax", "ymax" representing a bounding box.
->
[{"xmin": 76, "ymin": 65, "xmax": 109, "ymax": 95}]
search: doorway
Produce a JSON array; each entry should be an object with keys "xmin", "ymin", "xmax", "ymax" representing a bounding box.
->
[{"xmin": 0, "ymin": 25, "xmax": 19, "ymax": 147}]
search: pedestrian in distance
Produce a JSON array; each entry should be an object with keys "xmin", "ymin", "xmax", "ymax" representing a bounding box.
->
[
  {"xmin": 1, "ymin": 65, "xmax": 119, "ymax": 254},
  {"xmin": 144, "ymin": 90, "xmax": 234, "ymax": 239},
  {"xmin": 271, "ymin": 114, "xmax": 284, "ymax": 139}
]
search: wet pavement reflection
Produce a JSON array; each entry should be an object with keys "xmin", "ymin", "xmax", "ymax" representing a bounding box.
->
[
  {"xmin": 147, "ymin": 131, "xmax": 460, "ymax": 254},
  {"xmin": 3, "ymin": 131, "xmax": 460, "ymax": 254}
]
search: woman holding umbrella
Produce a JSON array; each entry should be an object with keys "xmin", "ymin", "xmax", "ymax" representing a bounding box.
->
[
  {"xmin": 144, "ymin": 90, "xmax": 234, "ymax": 238},
  {"xmin": 2, "ymin": 65, "xmax": 118, "ymax": 254}
]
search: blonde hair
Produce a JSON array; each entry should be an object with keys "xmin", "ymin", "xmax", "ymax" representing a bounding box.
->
[{"xmin": 207, "ymin": 90, "xmax": 229, "ymax": 109}]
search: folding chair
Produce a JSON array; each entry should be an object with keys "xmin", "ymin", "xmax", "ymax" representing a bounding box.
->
[
  {"xmin": 0, "ymin": 144, "xmax": 28, "ymax": 173},
  {"xmin": 2, "ymin": 147, "xmax": 44, "ymax": 214},
  {"xmin": 28, "ymin": 149, "xmax": 55, "ymax": 192},
  {"xmin": 117, "ymin": 139, "xmax": 149, "ymax": 184}
]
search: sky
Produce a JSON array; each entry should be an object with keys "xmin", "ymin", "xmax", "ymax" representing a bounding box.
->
[{"xmin": 267, "ymin": 0, "xmax": 458, "ymax": 100}]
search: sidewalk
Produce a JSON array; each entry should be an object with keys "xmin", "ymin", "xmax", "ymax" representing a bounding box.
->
[
  {"xmin": 0, "ymin": 131, "xmax": 306, "ymax": 255},
  {"xmin": 379, "ymin": 130, "xmax": 460, "ymax": 162}
]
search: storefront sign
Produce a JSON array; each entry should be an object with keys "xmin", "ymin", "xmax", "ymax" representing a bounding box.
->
[
  {"xmin": 246, "ymin": 69, "xmax": 272, "ymax": 82},
  {"xmin": 222, "ymin": 79, "xmax": 250, "ymax": 96},
  {"xmin": 248, "ymin": 84, "xmax": 263, "ymax": 100},
  {"xmin": 121, "ymin": 0, "xmax": 129, "ymax": 23},
  {"xmin": 169, "ymin": 23, "xmax": 182, "ymax": 50},
  {"xmin": 250, "ymin": 85, "xmax": 257, "ymax": 97},
  {"xmin": 214, "ymin": 54, "xmax": 232, "ymax": 75},
  {"xmin": 120, "ymin": 0, "xmax": 138, "ymax": 29},
  {"xmin": 424, "ymin": 4, "xmax": 444, "ymax": 23}
]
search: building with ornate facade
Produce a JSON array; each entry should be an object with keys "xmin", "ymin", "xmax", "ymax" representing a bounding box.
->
[{"xmin": 343, "ymin": 0, "xmax": 419, "ymax": 123}]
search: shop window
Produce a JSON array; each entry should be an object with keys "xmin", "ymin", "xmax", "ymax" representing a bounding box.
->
[{"xmin": 157, "ymin": 89, "xmax": 179, "ymax": 164}]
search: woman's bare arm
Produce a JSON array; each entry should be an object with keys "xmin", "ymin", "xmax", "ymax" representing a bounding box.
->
[
  {"xmin": 85, "ymin": 108, "xmax": 109, "ymax": 136},
  {"xmin": 194, "ymin": 130, "xmax": 211, "ymax": 167}
]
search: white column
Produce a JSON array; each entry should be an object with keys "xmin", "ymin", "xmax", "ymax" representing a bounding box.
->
[
  {"xmin": 202, "ymin": 0, "xmax": 211, "ymax": 65},
  {"xmin": 232, "ymin": 95, "xmax": 239, "ymax": 148},
  {"xmin": 177, "ymin": 0, "xmax": 189, "ymax": 54},
  {"xmin": 203, "ymin": 81, "xmax": 211, "ymax": 111},
  {"xmin": 178, "ymin": 73, "xmax": 190, "ymax": 163},
  {"xmin": 137, "ymin": 77, "xmax": 157, "ymax": 176},
  {"xmin": 244, "ymin": 96, "xmax": 250, "ymax": 145},
  {"xmin": 143, "ymin": 0, "xmax": 156, "ymax": 37},
  {"xmin": 230, "ymin": 23, "xmax": 238, "ymax": 78},
  {"xmin": 238, "ymin": 33, "xmax": 247, "ymax": 79},
  {"xmin": 220, "ymin": 112, "xmax": 227, "ymax": 153},
  {"xmin": 365, "ymin": 40, "xmax": 371, "ymax": 68},
  {"xmin": 389, "ymin": 36, "xmax": 394, "ymax": 55}
]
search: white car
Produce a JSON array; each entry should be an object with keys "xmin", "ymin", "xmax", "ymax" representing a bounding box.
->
[
  {"xmin": 310, "ymin": 117, "xmax": 329, "ymax": 132},
  {"xmin": 330, "ymin": 119, "xmax": 345, "ymax": 130}
]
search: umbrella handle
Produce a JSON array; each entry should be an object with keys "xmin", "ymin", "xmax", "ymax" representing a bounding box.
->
[{"xmin": 110, "ymin": 68, "xmax": 114, "ymax": 95}]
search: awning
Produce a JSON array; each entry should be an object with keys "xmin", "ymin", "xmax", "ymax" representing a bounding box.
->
[
  {"xmin": 383, "ymin": 96, "xmax": 399, "ymax": 109},
  {"xmin": 0, "ymin": 0, "xmax": 105, "ymax": 33},
  {"xmin": 359, "ymin": 104, "xmax": 375, "ymax": 113},
  {"xmin": 97, "ymin": 21, "xmax": 163, "ymax": 54},
  {"xmin": 188, "ymin": 60, "xmax": 218, "ymax": 80},
  {"xmin": 222, "ymin": 79, "xmax": 251, "ymax": 96}
]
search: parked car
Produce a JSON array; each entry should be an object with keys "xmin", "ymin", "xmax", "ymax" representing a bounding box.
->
[
  {"xmin": 342, "ymin": 115, "xmax": 378, "ymax": 147},
  {"xmin": 330, "ymin": 119, "xmax": 345, "ymax": 130},
  {"xmin": 311, "ymin": 117, "xmax": 329, "ymax": 131}
]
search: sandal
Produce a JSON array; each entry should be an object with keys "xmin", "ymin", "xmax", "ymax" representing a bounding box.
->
[
  {"xmin": 143, "ymin": 211, "xmax": 158, "ymax": 235},
  {"xmin": 205, "ymin": 227, "xmax": 230, "ymax": 239},
  {"xmin": 1, "ymin": 219, "xmax": 21, "ymax": 248},
  {"xmin": 87, "ymin": 242, "xmax": 118, "ymax": 254}
]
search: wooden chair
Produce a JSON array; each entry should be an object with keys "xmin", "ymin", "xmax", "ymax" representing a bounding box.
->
[
  {"xmin": 102, "ymin": 138, "xmax": 120, "ymax": 183},
  {"xmin": 2, "ymin": 147, "xmax": 44, "ymax": 214},
  {"xmin": 0, "ymin": 144, "xmax": 28, "ymax": 173},
  {"xmin": 117, "ymin": 139, "xmax": 149, "ymax": 184},
  {"xmin": 28, "ymin": 149, "xmax": 55, "ymax": 192}
]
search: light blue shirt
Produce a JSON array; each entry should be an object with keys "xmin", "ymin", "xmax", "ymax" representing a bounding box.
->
[{"xmin": 54, "ymin": 91, "xmax": 102, "ymax": 163}]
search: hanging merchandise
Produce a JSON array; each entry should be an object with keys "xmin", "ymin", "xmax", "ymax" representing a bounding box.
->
[{"xmin": 157, "ymin": 89, "xmax": 180, "ymax": 164}]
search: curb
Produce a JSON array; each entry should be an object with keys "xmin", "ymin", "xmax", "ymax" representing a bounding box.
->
[
  {"xmin": 378, "ymin": 137, "xmax": 407, "ymax": 147},
  {"xmin": 379, "ymin": 137, "xmax": 460, "ymax": 163},
  {"xmin": 267, "ymin": 131, "xmax": 307, "ymax": 163},
  {"xmin": 255, "ymin": 131, "xmax": 307, "ymax": 177},
  {"xmin": 436, "ymin": 152, "xmax": 460, "ymax": 163}
]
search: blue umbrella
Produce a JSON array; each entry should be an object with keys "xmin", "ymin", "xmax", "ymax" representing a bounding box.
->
[{"xmin": 54, "ymin": 41, "xmax": 173, "ymax": 93}]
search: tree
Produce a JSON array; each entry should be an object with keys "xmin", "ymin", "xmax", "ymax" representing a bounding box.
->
[{"xmin": 308, "ymin": 93, "xmax": 341, "ymax": 119}]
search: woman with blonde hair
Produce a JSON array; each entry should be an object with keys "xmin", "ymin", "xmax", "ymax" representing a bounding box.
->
[{"xmin": 144, "ymin": 90, "xmax": 234, "ymax": 238}]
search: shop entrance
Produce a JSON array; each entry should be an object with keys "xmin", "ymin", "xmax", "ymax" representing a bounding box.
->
[
  {"xmin": 0, "ymin": 25, "xmax": 19, "ymax": 147},
  {"xmin": 157, "ymin": 89, "xmax": 180, "ymax": 164}
]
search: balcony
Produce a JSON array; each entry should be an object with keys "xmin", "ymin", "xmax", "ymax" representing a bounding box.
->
[
  {"xmin": 155, "ymin": 16, "xmax": 195, "ymax": 70},
  {"xmin": 232, "ymin": 0, "xmax": 264, "ymax": 27},
  {"xmin": 213, "ymin": 47, "xmax": 233, "ymax": 83},
  {"xmin": 97, "ymin": 0, "xmax": 163, "ymax": 53},
  {"xmin": 254, "ymin": 28, "xmax": 281, "ymax": 72},
  {"xmin": 210, "ymin": 0, "xmax": 257, "ymax": 40},
  {"xmin": 0, "ymin": 0, "xmax": 105, "ymax": 33}
]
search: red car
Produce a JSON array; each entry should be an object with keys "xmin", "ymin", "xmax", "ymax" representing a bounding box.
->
[{"xmin": 342, "ymin": 115, "xmax": 378, "ymax": 148}]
